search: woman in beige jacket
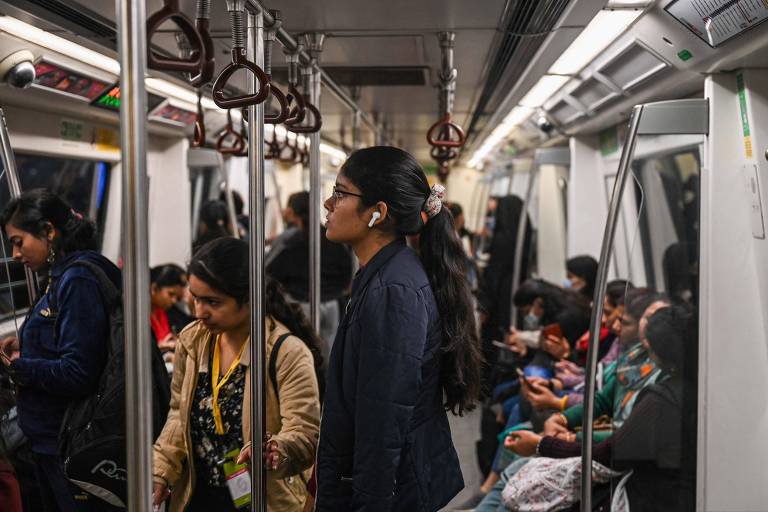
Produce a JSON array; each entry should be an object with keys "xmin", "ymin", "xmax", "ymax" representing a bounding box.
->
[{"xmin": 152, "ymin": 238, "xmax": 321, "ymax": 511}]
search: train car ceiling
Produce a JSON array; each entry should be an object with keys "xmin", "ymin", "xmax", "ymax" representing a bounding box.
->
[{"xmin": 467, "ymin": 0, "xmax": 768, "ymax": 169}]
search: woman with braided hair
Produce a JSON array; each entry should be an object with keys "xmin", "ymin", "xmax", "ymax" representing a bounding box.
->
[{"xmin": 315, "ymin": 146, "xmax": 483, "ymax": 511}]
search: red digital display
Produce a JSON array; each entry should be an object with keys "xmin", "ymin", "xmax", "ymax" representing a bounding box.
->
[
  {"xmin": 34, "ymin": 61, "xmax": 109, "ymax": 100},
  {"xmin": 151, "ymin": 104, "xmax": 197, "ymax": 126}
]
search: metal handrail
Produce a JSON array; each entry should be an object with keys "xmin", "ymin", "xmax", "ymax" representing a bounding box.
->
[
  {"xmin": 0, "ymin": 108, "xmax": 37, "ymax": 303},
  {"xmin": 146, "ymin": 0, "xmax": 205, "ymax": 73},
  {"xmin": 189, "ymin": 0, "xmax": 215, "ymax": 86},
  {"xmin": 118, "ymin": 0, "xmax": 154, "ymax": 509},
  {"xmin": 212, "ymin": 0, "xmax": 271, "ymax": 109},
  {"xmin": 579, "ymin": 105, "xmax": 643, "ymax": 511},
  {"xmin": 246, "ymin": 10, "xmax": 267, "ymax": 511}
]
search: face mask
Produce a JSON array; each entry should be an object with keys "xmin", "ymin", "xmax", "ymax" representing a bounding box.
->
[
  {"xmin": 562, "ymin": 278, "xmax": 573, "ymax": 289},
  {"xmin": 523, "ymin": 312, "xmax": 540, "ymax": 331}
]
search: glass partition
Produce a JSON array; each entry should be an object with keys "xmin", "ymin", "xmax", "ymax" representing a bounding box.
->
[{"xmin": 581, "ymin": 100, "xmax": 706, "ymax": 511}]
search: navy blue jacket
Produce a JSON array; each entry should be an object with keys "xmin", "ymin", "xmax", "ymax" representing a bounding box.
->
[
  {"xmin": 12, "ymin": 251, "xmax": 120, "ymax": 455},
  {"xmin": 316, "ymin": 239, "xmax": 464, "ymax": 511}
]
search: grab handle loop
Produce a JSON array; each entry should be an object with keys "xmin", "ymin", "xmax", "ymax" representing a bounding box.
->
[
  {"xmin": 279, "ymin": 135, "xmax": 298, "ymax": 163},
  {"xmin": 216, "ymin": 110, "xmax": 245, "ymax": 155},
  {"xmin": 284, "ymin": 84, "xmax": 307, "ymax": 126},
  {"xmin": 192, "ymin": 90, "xmax": 206, "ymax": 148},
  {"xmin": 235, "ymin": 108, "xmax": 249, "ymax": 157},
  {"xmin": 287, "ymin": 98, "xmax": 322, "ymax": 134},
  {"xmin": 430, "ymin": 145, "xmax": 458, "ymax": 162},
  {"xmin": 426, "ymin": 113, "xmax": 466, "ymax": 148},
  {"xmin": 146, "ymin": 0, "xmax": 205, "ymax": 73},
  {"xmin": 189, "ymin": 0, "xmax": 215, "ymax": 87},
  {"xmin": 265, "ymin": 84, "xmax": 291, "ymax": 124},
  {"xmin": 265, "ymin": 129, "xmax": 281, "ymax": 160},
  {"xmin": 212, "ymin": 0, "xmax": 271, "ymax": 109}
]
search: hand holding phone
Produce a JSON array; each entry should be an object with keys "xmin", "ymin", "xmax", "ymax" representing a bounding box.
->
[
  {"xmin": 516, "ymin": 368, "xmax": 532, "ymax": 388},
  {"xmin": 542, "ymin": 323, "xmax": 562, "ymax": 339}
]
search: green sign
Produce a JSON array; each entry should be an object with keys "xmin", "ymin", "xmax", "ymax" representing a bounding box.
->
[
  {"xmin": 599, "ymin": 126, "xmax": 619, "ymax": 156},
  {"xmin": 60, "ymin": 119, "xmax": 83, "ymax": 141},
  {"xmin": 677, "ymin": 49, "xmax": 693, "ymax": 62},
  {"xmin": 736, "ymin": 72, "xmax": 753, "ymax": 159}
]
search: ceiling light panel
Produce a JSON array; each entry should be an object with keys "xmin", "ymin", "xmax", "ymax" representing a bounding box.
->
[
  {"xmin": 519, "ymin": 76, "xmax": 570, "ymax": 108},
  {"xmin": 548, "ymin": 9, "xmax": 644, "ymax": 76}
]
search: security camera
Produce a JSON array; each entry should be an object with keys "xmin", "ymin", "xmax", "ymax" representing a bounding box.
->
[
  {"xmin": 0, "ymin": 50, "xmax": 36, "ymax": 89},
  {"xmin": 535, "ymin": 114, "xmax": 554, "ymax": 135}
]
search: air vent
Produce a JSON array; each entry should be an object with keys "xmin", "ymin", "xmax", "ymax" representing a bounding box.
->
[
  {"xmin": 15, "ymin": 0, "xmax": 117, "ymax": 45},
  {"xmin": 547, "ymin": 99, "xmax": 583, "ymax": 125},
  {"xmin": 597, "ymin": 40, "xmax": 670, "ymax": 91},
  {"xmin": 568, "ymin": 77, "xmax": 618, "ymax": 112},
  {"xmin": 322, "ymin": 67, "xmax": 428, "ymax": 87}
]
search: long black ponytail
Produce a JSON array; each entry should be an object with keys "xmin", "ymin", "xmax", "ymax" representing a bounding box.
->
[{"xmin": 342, "ymin": 146, "xmax": 482, "ymax": 415}]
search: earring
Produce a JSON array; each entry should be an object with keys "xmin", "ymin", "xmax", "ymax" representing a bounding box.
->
[{"xmin": 47, "ymin": 244, "xmax": 56, "ymax": 265}]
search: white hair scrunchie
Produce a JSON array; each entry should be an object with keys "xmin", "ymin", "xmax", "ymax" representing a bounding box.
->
[{"xmin": 423, "ymin": 184, "xmax": 446, "ymax": 219}]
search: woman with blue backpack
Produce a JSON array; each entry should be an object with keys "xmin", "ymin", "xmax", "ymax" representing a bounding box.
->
[{"xmin": 0, "ymin": 189, "xmax": 122, "ymax": 512}]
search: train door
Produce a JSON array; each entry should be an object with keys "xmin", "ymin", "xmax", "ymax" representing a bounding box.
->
[{"xmin": 582, "ymin": 99, "xmax": 707, "ymax": 510}]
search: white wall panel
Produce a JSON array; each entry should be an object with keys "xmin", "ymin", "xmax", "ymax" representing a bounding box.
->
[{"xmin": 701, "ymin": 72, "xmax": 768, "ymax": 512}]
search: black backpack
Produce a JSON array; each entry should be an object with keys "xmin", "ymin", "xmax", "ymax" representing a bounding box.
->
[
  {"xmin": 269, "ymin": 333, "xmax": 325, "ymax": 405},
  {"xmin": 52, "ymin": 260, "xmax": 170, "ymax": 508}
]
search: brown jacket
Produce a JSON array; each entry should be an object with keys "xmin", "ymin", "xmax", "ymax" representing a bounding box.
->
[{"xmin": 153, "ymin": 319, "xmax": 320, "ymax": 511}]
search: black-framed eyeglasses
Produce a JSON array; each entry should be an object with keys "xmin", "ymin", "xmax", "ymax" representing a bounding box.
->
[{"xmin": 331, "ymin": 186, "xmax": 364, "ymax": 203}]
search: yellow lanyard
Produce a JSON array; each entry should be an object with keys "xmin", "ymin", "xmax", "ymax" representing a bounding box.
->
[{"xmin": 211, "ymin": 335, "xmax": 246, "ymax": 435}]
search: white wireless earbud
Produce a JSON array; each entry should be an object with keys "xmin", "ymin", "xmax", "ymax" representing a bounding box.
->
[{"xmin": 368, "ymin": 211, "xmax": 381, "ymax": 228}]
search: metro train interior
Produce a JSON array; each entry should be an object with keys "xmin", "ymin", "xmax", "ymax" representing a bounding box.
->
[{"xmin": 0, "ymin": 0, "xmax": 766, "ymax": 511}]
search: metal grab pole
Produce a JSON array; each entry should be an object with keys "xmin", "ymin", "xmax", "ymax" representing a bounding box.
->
[
  {"xmin": 246, "ymin": 9, "xmax": 267, "ymax": 512},
  {"xmin": 509, "ymin": 163, "xmax": 538, "ymax": 329},
  {"xmin": 0, "ymin": 109, "xmax": 38, "ymax": 303},
  {"xmin": 580, "ymin": 105, "xmax": 643, "ymax": 512},
  {"xmin": 305, "ymin": 33, "xmax": 324, "ymax": 334},
  {"xmin": 116, "ymin": 0, "xmax": 153, "ymax": 510}
]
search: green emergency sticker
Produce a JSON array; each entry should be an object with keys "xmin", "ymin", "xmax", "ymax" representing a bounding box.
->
[{"xmin": 736, "ymin": 72, "xmax": 753, "ymax": 159}]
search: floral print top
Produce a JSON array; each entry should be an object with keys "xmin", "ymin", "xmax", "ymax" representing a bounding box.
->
[{"xmin": 190, "ymin": 344, "xmax": 246, "ymax": 487}]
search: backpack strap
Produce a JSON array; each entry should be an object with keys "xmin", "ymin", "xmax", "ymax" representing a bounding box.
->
[
  {"xmin": 269, "ymin": 333, "xmax": 291, "ymax": 403},
  {"xmin": 48, "ymin": 259, "xmax": 121, "ymax": 315}
]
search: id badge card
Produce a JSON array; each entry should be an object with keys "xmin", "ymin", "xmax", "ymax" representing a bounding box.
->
[{"xmin": 221, "ymin": 449, "xmax": 252, "ymax": 509}]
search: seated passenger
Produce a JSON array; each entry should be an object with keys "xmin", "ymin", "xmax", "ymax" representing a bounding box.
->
[
  {"xmin": 265, "ymin": 191, "xmax": 353, "ymax": 358},
  {"xmin": 193, "ymin": 200, "xmax": 234, "ymax": 254},
  {"xmin": 572, "ymin": 279, "xmax": 632, "ymax": 366},
  {"xmin": 153, "ymin": 238, "xmax": 321, "ymax": 512},
  {"xmin": 150, "ymin": 264, "xmax": 189, "ymax": 355},
  {"xmin": 0, "ymin": 190, "xmax": 122, "ymax": 512},
  {"xmin": 564, "ymin": 254, "xmax": 598, "ymax": 300},
  {"xmin": 542, "ymin": 293, "xmax": 668, "ymax": 440},
  {"xmin": 504, "ymin": 279, "xmax": 591, "ymax": 358},
  {"xmin": 505, "ymin": 304, "xmax": 697, "ymax": 512}
]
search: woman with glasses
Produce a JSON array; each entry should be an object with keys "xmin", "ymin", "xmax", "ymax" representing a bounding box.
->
[{"xmin": 314, "ymin": 146, "xmax": 483, "ymax": 511}]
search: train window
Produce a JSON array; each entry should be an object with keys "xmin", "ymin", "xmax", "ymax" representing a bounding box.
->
[{"xmin": 0, "ymin": 154, "xmax": 111, "ymax": 320}]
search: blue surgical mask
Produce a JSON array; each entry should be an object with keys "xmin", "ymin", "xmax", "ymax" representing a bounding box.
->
[
  {"xmin": 563, "ymin": 278, "xmax": 573, "ymax": 289},
  {"xmin": 523, "ymin": 312, "xmax": 540, "ymax": 331}
]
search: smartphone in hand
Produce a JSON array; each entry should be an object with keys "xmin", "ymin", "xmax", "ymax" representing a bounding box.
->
[
  {"xmin": 516, "ymin": 367, "xmax": 533, "ymax": 388},
  {"xmin": 542, "ymin": 323, "xmax": 563, "ymax": 339}
]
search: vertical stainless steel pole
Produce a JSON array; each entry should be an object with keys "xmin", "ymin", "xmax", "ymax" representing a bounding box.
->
[
  {"xmin": 305, "ymin": 34, "xmax": 324, "ymax": 335},
  {"xmin": 509, "ymin": 164, "xmax": 538, "ymax": 329},
  {"xmin": 246, "ymin": 9, "xmax": 266, "ymax": 512},
  {"xmin": 579, "ymin": 105, "xmax": 643, "ymax": 512},
  {"xmin": 0, "ymin": 108, "xmax": 38, "ymax": 303},
  {"xmin": 116, "ymin": 0, "xmax": 153, "ymax": 510}
]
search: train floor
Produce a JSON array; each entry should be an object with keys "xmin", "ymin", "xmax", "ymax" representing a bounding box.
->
[{"xmin": 441, "ymin": 407, "xmax": 484, "ymax": 511}]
